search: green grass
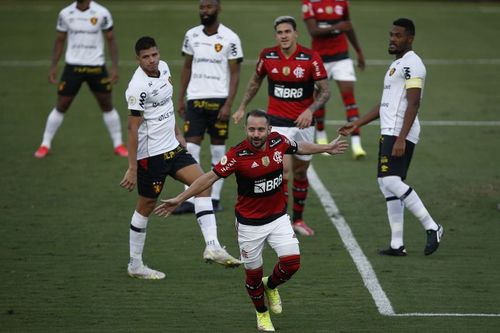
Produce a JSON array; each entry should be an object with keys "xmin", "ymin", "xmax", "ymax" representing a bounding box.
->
[{"xmin": 1, "ymin": 1, "xmax": 500, "ymax": 332}]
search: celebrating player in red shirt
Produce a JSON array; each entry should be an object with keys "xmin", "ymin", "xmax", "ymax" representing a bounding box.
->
[
  {"xmin": 233, "ymin": 16, "xmax": 330, "ymax": 237},
  {"xmin": 155, "ymin": 109, "xmax": 347, "ymax": 331},
  {"xmin": 302, "ymin": 0, "xmax": 367, "ymax": 159}
]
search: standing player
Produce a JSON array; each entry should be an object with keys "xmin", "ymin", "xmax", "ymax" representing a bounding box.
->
[
  {"xmin": 302, "ymin": 0, "xmax": 366, "ymax": 159},
  {"xmin": 155, "ymin": 110, "xmax": 348, "ymax": 331},
  {"xmin": 173, "ymin": 0, "xmax": 243, "ymax": 214},
  {"xmin": 120, "ymin": 37, "xmax": 240, "ymax": 279},
  {"xmin": 339, "ymin": 19, "xmax": 444, "ymax": 256},
  {"xmin": 34, "ymin": 0, "xmax": 127, "ymax": 158},
  {"xmin": 233, "ymin": 16, "xmax": 329, "ymax": 237}
]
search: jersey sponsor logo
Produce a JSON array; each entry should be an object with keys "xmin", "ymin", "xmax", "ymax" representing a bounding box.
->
[
  {"xmin": 265, "ymin": 51, "xmax": 280, "ymax": 59},
  {"xmin": 282, "ymin": 66, "xmax": 291, "ymax": 76},
  {"xmin": 237, "ymin": 149, "xmax": 254, "ymax": 157},
  {"xmin": 254, "ymin": 174, "xmax": 283, "ymax": 194},
  {"xmin": 312, "ymin": 60, "xmax": 323, "ymax": 77},
  {"xmin": 214, "ymin": 43, "xmax": 223, "ymax": 52},
  {"xmin": 261, "ymin": 156, "xmax": 270, "ymax": 166},
  {"xmin": 269, "ymin": 137, "xmax": 282, "ymax": 148},
  {"xmin": 274, "ymin": 85, "xmax": 304, "ymax": 99},
  {"xmin": 293, "ymin": 66, "xmax": 305, "ymax": 79},
  {"xmin": 157, "ymin": 110, "xmax": 174, "ymax": 121},
  {"xmin": 128, "ymin": 96, "xmax": 137, "ymax": 106},
  {"xmin": 295, "ymin": 53, "xmax": 312, "ymax": 61},
  {"xmin": 273, "ymin": 151, "xmax": 283, "ymax": 164},
  {"xmin": 404, "ymin": 67, "xmax": 411, "ymax": 80},
  {"xmin": 90, "ymin": 17, "xmax": 98, "ymax": 25},
  {"xmin": 389, "ymin": 68, "xmax": 396, "ymax": 76},
  {"xmin": 139, "ymin": 92, "xmax": 146, "ymax": 109},
  {"xmin": 384, "ymin": 84, "xmax": 391, "ymax": 90},
  {"xmin": 219, "ymin": 158, "xmax": 237, "ymax": 173},
  {"xmin": 251, "ymin": 161, "xmax": 259, "ymax": 168},
  {"xmin": 229, "ymin": 43, "xmax": 238, "ymax": 57}
]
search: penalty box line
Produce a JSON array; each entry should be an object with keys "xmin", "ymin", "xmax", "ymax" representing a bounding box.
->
[{"xmin": 307, "ymin": 165, "xmax": 500, "ymax": 318}]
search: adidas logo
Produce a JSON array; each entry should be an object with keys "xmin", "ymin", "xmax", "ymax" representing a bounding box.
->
[
  {"xmin": 251, "ymin": 161, "xmax": 259, "ymax": 168},
  {"xmin": 271, "ymin": 68, "xmax": 278, "ymax": 74}
]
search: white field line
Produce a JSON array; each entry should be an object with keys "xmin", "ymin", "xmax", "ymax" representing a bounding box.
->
[
  {"xmin": 308, "ymin": 165, "xmax": 500, "ymax": 317},
  {"xmin": 2, "ymin": 59, "xmax": 500, "ymax": 67},
  {"xmin": 325, "ymin": 120, "xmax": 500, "ymax": 126}
]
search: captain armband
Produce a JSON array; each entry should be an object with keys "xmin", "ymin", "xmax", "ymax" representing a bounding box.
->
[
  {"xmin": 129, "ymin": 109, "xmax": 143, "ymax": 117},
  {"xmin": 405, "ymin": 78, "xmax": 423, "ymax": 89}
]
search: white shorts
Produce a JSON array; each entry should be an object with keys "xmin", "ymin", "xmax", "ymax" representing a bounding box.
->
[
  {"xmin": 324, "ymin": 58, "xmax": 357, "ymax": 82},
  {"xmin": 272, "ymin": 126, "xmax": 314, "ymax": 161},
  {"xmin": 236, "ymin": 214, "xmax": 300, "ymax": 270}
]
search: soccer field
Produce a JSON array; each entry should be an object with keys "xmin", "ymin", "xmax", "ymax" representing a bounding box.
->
[{"xmin": 1, "ymin": 1, "xmax": 499, "ymax": 332}]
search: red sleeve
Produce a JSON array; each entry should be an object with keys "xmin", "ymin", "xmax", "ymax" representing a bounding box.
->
[
  {"xmin": 311, "ymin": 51, "xmax": 327, "ymax": 81},
  {"xmin": 282, "ymin": 135, "xmax": 299, "ymax": 154},
  {"xmin": 255, "ymin": 49, "xmax": 267, "ymax": 77},
  {"xmin": 213, "ymin": 148, "xmax": 238, "ymax": 178},
  {"xmin": 302, "ymin": 0, "xmax": 314, "ymax": 20}
]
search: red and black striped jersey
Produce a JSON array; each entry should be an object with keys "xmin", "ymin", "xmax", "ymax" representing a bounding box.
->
[
  {"xmin": 302, "ymin": 0, "xmax": 351, "ymax": 62},
  {"xmin": 256, "ymin": 44, "xmax": 327, "ymax": 126},
  {"xmin": 213, "ymin": 132, "xmax": 298, "ymax": 225}
]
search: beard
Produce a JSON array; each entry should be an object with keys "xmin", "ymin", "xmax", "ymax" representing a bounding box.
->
[{"xmin": 200, "ymin": 13, "xmax": 218, "ymax": 26}]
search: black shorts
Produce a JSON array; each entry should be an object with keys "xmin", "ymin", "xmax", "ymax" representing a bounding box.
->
[
  {"xmin": 137, "ymin": 146, "xmax": 197, "ymax": 198},
  {"xmin": 58, "ymin": 64, "xmax": 112, "ymax": 96},
  {"xmin": 377, "ymin": 135, "xmax": 415, "ymax": 180},
  {"xmin": 183, "ymin": 98, "xmax": 229, "ymax": 140}
]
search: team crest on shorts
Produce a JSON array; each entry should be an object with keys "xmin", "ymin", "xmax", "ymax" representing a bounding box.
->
[
  {"xmin": 90, "ymin": 17, "xmax": 98, "ymax": 25},
  {"xmin": 262, "ymin": 156, "xmax": 270, "ymax": 167},
  {"xmin": 282, "ymin": 66, "xmax": 291, "ymax": 76},
  {"xmin": 389, "ymin": 68, "xmax": 396, "ymax": 76},
  {"xmin": 214, "ymin": 43, "xmax": 223, "ymax": 52},
  {"xmin": 152, "ymin": 181, "xmax": 163, "ymax": 194}
]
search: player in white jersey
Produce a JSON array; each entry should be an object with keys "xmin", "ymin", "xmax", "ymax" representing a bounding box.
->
[
  {"xmin": 120, "ymin": 37, "xmax": 241, "ymax": 279},
  {"xmin": 34, "ymin": 0, "xmax": 127, "ymax": 159},
  {"xmin": 339, "ymin": 18, "xmax": 443, "ymax": 256},
  {"xmin": 174, "ymin": 0, "xmax": 243, "ymax": 214}
]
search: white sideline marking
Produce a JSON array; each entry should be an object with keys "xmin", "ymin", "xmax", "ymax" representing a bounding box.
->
[
  {"xmin": 308, "ymin": 165, "xmax": 500, "ymax": 317},
  {"xmin": 325, "ymin": 120, "xmax": 500, "ymax": 126},
  {"xmin": 2, "ymin": 59, "xmax": 500, "ymax": 67}
]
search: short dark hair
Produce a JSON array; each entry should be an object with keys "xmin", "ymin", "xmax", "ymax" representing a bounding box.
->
[
  {"xmin": 274, "ymin": 15, "xmax": 296, "ymax": 31},
  {"xmin": 246, "ymin": 109, "xmax": 270, "ymax": 124},
  {"xmin": 393, "ymin": 18, "xmax": 415, "ymax": 36},
  {"xmin": 135, "ymin": 36, "xmax": 157, "ymax": 55}
]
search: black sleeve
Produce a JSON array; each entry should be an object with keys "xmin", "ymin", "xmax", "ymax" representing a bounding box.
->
[{"xmin": 129, "ymin": 109, "xmax": 143, "ymax": 117}]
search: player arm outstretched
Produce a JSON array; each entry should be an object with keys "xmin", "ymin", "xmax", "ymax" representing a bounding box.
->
[
  {"xmin": 154, "ymin": 171, "xmax": 221, "ymax": 218},
  {"xmin": 233, "ymin": 73, "xmax": 265, "ymax": 124},
  {"xmin": 296, "ymin": 135, "xmax": 348, "ymax": 156},
  {"xmin": 338, "ymin": 103, "xmax": 381, "ymax": 136},
  {"xmin": 120, "ymin": 112, "xmax": 142, "ymax": 191}
]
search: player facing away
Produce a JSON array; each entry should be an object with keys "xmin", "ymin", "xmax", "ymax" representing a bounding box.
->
[
  {"xmin": 233, "ymin": 16, "xmax": 330, "ymax": 237},
  {"xmin": 302, "ymin": 0, "xmax": 367, "ymax": 159},
  {"xmin": 173, "ymin": 0, "xmax": 243, "ymax": 214},
  {"xmin": 120, "ymin": 37, "xmax": 240, "ymax": 279},
  {"xmin": 34, "ymin": 0, "xmax": 127, "ymax": 158},
  {"xmin": 338, "ymin": 18, "xmax": 444, "ymax": 256},
  {"xmin": 154, "ymin": 110, "xmax": 348, "ymax": 331}
]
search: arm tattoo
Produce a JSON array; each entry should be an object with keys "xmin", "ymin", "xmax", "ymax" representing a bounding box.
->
[
  {"xmin": 309, "ymin": 79, "xmax": 330, "ymax": 112},
  {"xmin": 241, "ymin": 73, "xmax": 264, "ymax": 107}
]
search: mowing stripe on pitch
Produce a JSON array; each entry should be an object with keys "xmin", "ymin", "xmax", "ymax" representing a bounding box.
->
[
  {"xmin": 325, "ymin": 120, "xmax": 500, "ymax": 126},
  {"xmin": 308, "ymin": 165, "xmax": 500, "ymax": 317}
]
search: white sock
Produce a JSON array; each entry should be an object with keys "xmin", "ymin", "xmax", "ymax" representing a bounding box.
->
[
  {"xmin": 210, "ymin": 144, "xmax": 226, "ymax": 200},
  {"xmin": 402, "ymin": 190, "xmax": 438, "ymax": 231},
  {"xmin": 184, "ymin": 142, "xmax": 202, "ymax": 203},
  {"xmin": 351, "ymin": 135, "xmax": 361, "ymax": 147},
  {"xmin": 102, "ymin": 108, "xmax": 123, "ymax": 148},
  {"xmin": 194, "ymin": 197, "xmax": 221, "ymax": 248},
  {"xmin": 381, "ymin": 176, "xmax": 438, "ymax": 231},
  {"xmin": 129, "ymin": 210, "xmax": 149, "ymax": 265},
  {"xmin": 316, "ymin": 130, "xmax": 327, "ymax": 141},
  {"xmin": 41, "ymin": 108, "xmax": 65, "ymax": 148},
  {"xmin": 378, "ymin": 178, "xmax": 404, "ymax": 248}
]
